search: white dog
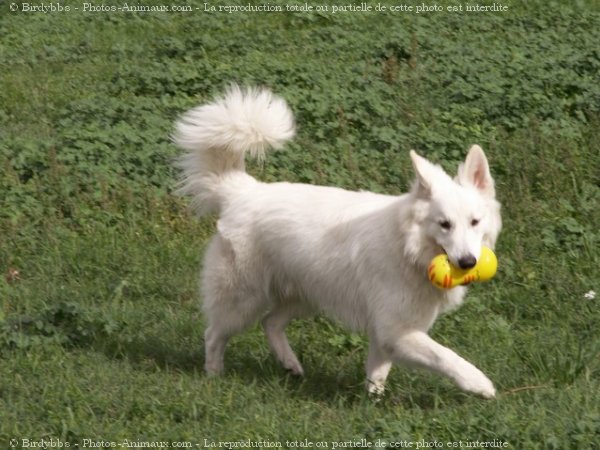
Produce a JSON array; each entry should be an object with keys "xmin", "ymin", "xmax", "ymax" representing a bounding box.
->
[{"xmin": 174, "ymin": 86, "xmax": 502, "ymax": 398}]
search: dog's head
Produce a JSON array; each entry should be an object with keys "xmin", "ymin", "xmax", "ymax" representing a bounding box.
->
[{"xmin": 406, "ymin": 146, "xmax": 502, "ymax": 270}]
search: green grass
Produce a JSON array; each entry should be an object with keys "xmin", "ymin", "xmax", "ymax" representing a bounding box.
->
[{"xmin": 1, "ymin": 1, "xmax": 600, "ymax": 448}]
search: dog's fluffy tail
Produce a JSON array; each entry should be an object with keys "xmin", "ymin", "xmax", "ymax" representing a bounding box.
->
[{"xmin": 173, "ymin": 85, "xmax": 295, "ymax": 214}]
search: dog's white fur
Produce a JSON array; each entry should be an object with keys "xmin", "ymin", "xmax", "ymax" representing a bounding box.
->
[{"xmin": 174, "ymin": 86, "xmax": 502, "ymax": 398}]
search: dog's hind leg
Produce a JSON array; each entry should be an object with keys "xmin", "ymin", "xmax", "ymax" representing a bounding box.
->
[
  {"xmin": 203, "ymin": 291, "xmax": 269, "ymax": 375},
  {"xmin": 262, "ymin": 303, "xmax": 308, "ymax": 376},
  {"xmin": 201, "ymin": 235, "xmax": 268, "ymax": 375},
  {"xmin": 204, "ymin": 324, "xmax": 230, "ymax": 376}
]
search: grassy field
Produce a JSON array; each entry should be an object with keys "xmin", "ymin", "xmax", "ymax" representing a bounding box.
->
[{"xmin": 1, "ymin": 0, "xmax": 599, "ymax": 448}]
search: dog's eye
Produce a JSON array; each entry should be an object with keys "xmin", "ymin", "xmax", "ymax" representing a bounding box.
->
[
  {"xmin": 439, "ymin": 220, "xmax": 452, "ymax": 230},
  {"xmin": 471, "ymin": 218, "xmax": 480, "ymax": 227}
]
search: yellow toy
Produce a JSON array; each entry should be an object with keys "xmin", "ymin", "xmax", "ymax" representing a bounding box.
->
[{"xmin": 428, "ymin": 247, "xmax": 497, "ymax": 289}]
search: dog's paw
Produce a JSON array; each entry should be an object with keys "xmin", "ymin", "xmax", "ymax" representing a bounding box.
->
[
  {"xmin": 473, "ymin": 379, "xmax": 496, "ymax": 399},
  {"xmin": 366, "ymin": 379, "xmax": 386, "ymax": 398},
  {"xmin": 283, "ymin": 359, "xmax": 305, "ymax": 377},
  {"xmin": 459, "ymin": 371, "xmax": 496, "ymax": 399},
  {"xmin": 204, "ymin": 360, "xmax": 225, "ymax": 376}
]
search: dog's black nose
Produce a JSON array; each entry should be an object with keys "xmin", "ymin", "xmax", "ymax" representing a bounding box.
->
[{"xmin": 458, "ymin": 255, "xmax": 477, "ymax": 269}]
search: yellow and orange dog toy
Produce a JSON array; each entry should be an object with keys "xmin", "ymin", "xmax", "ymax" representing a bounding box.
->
[{"xmin": 428, "ymin": 247, "xmax": 498, "ymax": 289}]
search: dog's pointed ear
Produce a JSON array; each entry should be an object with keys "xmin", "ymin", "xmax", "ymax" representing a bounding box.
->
[
  {"xmin": 410, "ymin": 150, "xmax": 436, "ymax": 195},
  {"xmin": 457, "ymin": 145, "xmax": 496, "ymax": 197}
]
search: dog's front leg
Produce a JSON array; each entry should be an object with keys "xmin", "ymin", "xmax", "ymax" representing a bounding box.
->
[
  {"xmin": 365, "ymin": 339, "xmax": 393, "ymax": 396},
  {"xmin": 387, "ymin": 330, "xmax": 496, "ymax": 398}
]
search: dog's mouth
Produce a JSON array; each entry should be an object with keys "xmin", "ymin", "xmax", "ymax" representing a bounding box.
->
[
  {"xmin": 433, "ymin": 246, "xmax": 451, "ymax": 265},
  {"xmin": 439, "ymin": 247, "xmax": 459, "ymax": 267}
]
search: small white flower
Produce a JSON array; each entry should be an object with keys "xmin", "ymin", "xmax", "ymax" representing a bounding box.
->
[{"xmin": 584, "ymin": 290, "xmax": 596, "ymax": 300}]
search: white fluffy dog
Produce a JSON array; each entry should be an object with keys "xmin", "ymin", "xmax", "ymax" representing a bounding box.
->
[{"xmin": 174, "ymin": 86, "xmax": 502, "ymax": 398}]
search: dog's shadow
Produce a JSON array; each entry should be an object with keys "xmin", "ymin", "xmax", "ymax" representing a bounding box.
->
[
  {"xmin": 102, "ymin": 333, "xmax": 363, "ymax": 402},
  {"xmin": 100, "ymin": 332, "xmax": 466, "ymax": 408},
  {"xmin": 227, "ymin": 350, "xmax": 368, "ymax": 404}
]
